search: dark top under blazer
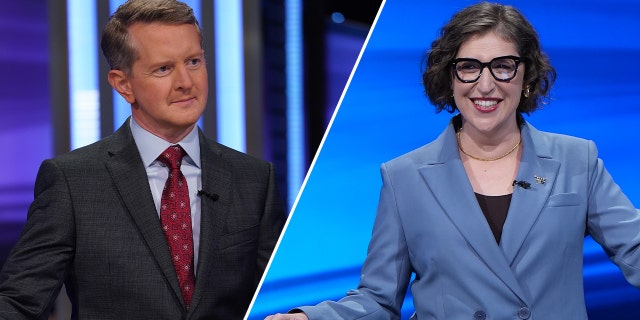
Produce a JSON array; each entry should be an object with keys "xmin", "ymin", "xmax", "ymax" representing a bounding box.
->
[{"xmin": 0, "ymin": 121, "xmax": 286, "ymax": 319}]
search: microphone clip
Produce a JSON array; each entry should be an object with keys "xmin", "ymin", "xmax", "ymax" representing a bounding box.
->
[
  {"xmin": 512, "ymin": 180, "xmax": 531, "ymax": 190},
  {"xmin": 197, "ymin": 189, "xmax": 219, "ymax": 201}
]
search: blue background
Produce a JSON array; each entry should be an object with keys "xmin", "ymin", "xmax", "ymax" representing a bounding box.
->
[
  {"xmin": 249, "ymin": 0, "xmax": 640, "ymax": 319},
  {"xmin": 0, "ymin": 2, "xmax": 51, "ymax": 265}
]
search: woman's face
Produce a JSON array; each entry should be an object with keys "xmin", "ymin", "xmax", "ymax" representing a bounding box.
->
[{"xmin": 452, "ymin": 31, "xmax": 524, "ymax": 136}]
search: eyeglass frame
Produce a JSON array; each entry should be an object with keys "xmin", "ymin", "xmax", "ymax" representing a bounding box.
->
[{"xmin": 451, "ymin": 55, "xmax": 523, "ymax": 83}]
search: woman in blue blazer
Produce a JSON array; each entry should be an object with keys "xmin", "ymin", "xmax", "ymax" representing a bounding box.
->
[{"xmin": 267, "ymin": 3, "xmax": 640, "ymax": 319}]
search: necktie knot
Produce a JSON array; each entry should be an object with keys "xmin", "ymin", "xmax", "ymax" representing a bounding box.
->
[{"xmin": 158, "ymin": 145, "xmax": 186, "ymax": 170}]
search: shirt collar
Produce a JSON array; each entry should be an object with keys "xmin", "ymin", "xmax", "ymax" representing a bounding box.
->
[{"xmin": 130, "ymin": 117, "xmax": 201, "ymax": 169}]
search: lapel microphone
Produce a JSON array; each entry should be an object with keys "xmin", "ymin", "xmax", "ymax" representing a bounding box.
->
[
  {"xmin": 197, "ymin": 189, "xmax": 219, "ymax": 201},
  {"xmin": 512, "ymin": 180, "xmax": 531, "ymax": 189}
]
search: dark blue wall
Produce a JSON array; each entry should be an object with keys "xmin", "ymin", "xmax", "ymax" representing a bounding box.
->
[{"xmin": 0, "ymin": 1, "xmax": 51, "ymax": 267}]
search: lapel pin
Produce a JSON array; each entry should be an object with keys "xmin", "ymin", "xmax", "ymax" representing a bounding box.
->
[{"xmin": 534, "ymin": 175, "xmax": 546, "ymax": 184}]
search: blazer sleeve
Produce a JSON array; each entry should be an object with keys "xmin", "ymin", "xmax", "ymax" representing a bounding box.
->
[
  {"xmin": 256, "ymin": 162, "xmax": 287, "ymax": 284},
  {"xmin": 0, "ymin": 159, "xmax": 74, "ymax": 318},
  {"xmin": 585, "ymin": 140, "xmax": 640, "ymax": 287},
  {"xmin": 297, "ymin": 163, "xmax": 412, "ymax": 320}
]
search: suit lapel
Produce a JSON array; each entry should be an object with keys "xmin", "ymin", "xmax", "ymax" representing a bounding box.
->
[
  {"xmin": 417, "ymin": 122, "xmax": 529, "ymax": 302},
  {"xmin": 103, "ymin": 122, "xmax": 185, "ymax": 307},
  {"xmin": 500, "ymin": 124, "xmax": 560, "ymax": 265},
  {"xmin": 188, "ymin": 132, "xmax": 233, "ymax": 312}
]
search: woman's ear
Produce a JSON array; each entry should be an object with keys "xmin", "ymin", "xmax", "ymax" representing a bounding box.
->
[{"xmin": 107, "ymin": 70, "xmax": 136, "ymax": 104}]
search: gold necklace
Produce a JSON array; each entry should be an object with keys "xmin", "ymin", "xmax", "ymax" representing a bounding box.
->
[{"xmin": 457, "ymin": 131, "xmax": 521, "ymax": 161}]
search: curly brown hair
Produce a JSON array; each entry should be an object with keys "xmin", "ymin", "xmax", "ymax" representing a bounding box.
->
[
  {"xmin": 422, "ymin": 2, "xmax": 556, "ymax": 114},
  {"xmin": 101, "ymin": 0, "xmax": 202, "ymax": 74}
]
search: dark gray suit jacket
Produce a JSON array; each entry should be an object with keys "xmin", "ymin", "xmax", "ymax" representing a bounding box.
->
[{"xmin": 0, "ymin": 121, "xmax": 286, "ymax": 319}]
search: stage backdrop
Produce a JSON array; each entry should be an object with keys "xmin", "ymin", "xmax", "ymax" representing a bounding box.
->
[
  {"xmin": 0, "ymin": 2, "xmax": 51, "ymax": 268},
  {"xmin": 249, "ymin": 0, "xmax": 640, "ymax": 319}
]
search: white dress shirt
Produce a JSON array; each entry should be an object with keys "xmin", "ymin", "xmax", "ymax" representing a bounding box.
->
[{"xmin": 129, "ymin": 118, "xmax": 202, "ymax": 274}]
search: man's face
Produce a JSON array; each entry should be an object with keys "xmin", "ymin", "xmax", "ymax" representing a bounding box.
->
[{"xmin": 120, "ymin": 22, "xmax": 207, "ymax": 142}]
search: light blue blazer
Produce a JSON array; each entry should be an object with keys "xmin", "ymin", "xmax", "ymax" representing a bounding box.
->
[{"xmin": 299, "ymin": 117, "xmax": 640, "ymax": 319}]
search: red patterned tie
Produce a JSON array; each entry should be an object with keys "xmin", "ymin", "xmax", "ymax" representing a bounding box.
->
[{"xmin": 157, "ymin": 145, "xmax": 195, "ymax": 309}]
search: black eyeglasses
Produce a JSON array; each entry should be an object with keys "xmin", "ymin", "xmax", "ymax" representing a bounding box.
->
[{"xmin": 451, "ymin": 55, "xmax": 523, "ymax": 83}]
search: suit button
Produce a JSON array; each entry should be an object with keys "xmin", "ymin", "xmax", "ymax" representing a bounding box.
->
[
  {"xmin": 518, "ymin": 306, "xmax": 531, "ymax": 319},
  {"xmin": 474, "ymin": 310, "xmax": 486, "ymax": 320}
]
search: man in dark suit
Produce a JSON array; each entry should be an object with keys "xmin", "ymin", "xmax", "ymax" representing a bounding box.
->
[{"xmin": 0, "ymin": 0, "xmax": 286, "ymax": 319}]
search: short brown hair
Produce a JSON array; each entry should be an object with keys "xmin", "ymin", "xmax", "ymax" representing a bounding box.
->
[
  {"xmin": 101, "ymin": 0, "xmax": 202, "ymax": 74},
  {"xmin": 422, "ymin": 2, "xmax": 556, "ymax": 114}
]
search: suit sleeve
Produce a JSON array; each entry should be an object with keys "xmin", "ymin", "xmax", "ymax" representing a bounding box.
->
[
  {"xmin": 0, "ymin": 159, "xmax": 74, "ymax": 319},
  {"xmin": 255, "ymin": 162, "xmax": 287, "ymax": 284},
  {"xmin": 585, "ymin": 140, "xmax": 640, "ymax": 287},
  {"xmin": 297, "ymin": 163, "xmax": 412, "ymax": 320}
]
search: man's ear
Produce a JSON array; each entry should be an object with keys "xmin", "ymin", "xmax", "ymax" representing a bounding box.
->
[{"xmin": 107, "ymin": 70, "xmax": 135, "ymax": 104}]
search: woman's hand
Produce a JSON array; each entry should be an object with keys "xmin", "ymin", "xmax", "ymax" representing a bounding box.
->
[{"xmin": 264, "ymin": 312, "xmax": 310, "ymax": 320}]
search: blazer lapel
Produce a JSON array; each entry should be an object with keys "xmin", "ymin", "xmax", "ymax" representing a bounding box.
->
[
  {"xmin": 188, "ymin": 132, "xmax": 233, "ymax": 312},
  {"xmin": 103, "ymin": 122, "xmax": 185, "ymax": 307},
  {"xmin": 500, "ymin": 124, "xmax": 561, "ymax": 265},
  {"xmin": 418, "ymin": 123, "xmax": 529, "ymax": 302}
]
